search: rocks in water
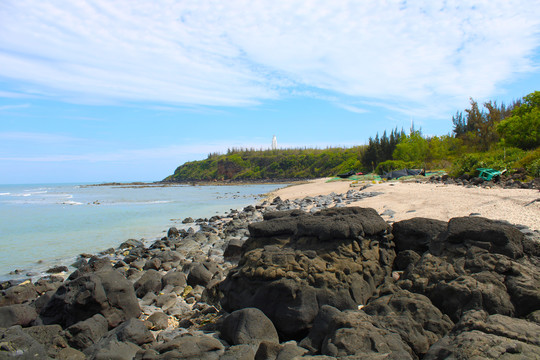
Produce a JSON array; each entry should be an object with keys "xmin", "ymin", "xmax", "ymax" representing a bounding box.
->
[
  {"xmin": 46, "ymin": 265, "xmax": 69, "ymax": 274},
  {"xmin": 2, "ymin": 187, "xmax": 539, "ymax": 359}
]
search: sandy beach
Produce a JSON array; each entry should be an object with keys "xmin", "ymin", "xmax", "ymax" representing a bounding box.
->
[{"xmin": 271, "ymin": 178, "xmax": 540, "ymax": 231}]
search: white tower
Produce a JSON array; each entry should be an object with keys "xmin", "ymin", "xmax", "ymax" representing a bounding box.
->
[{"xmin": 272, "ymin": 135, "xmax": 277, "ymax": 150}]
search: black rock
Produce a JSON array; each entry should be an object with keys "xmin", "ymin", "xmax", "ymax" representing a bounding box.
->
[
  {"xmin": 220, "ymin": 307, "xmax": 279, "ymax": 348},
  {"xmin": 40, "ymin": 269, "xmax": 141, "ymax": 328},
  {"xmin": 0, "ymin": 304, "xmax": 38, "ymax": 328}
]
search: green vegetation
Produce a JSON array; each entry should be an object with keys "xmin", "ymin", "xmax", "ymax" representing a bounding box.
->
[
  {"xmin": 164, "ymin": 91, "xmax": 540, "ymax": 182},
  {"xmin": 164, "ymin": 147, "xmax": 365, "ymax": 181}
]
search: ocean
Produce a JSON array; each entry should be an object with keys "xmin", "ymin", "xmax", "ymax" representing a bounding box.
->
[{"xmin": 0, "ymin": 182, "xmax": 286, "ymax": 281}]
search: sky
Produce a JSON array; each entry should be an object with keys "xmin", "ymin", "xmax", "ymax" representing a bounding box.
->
[{"xmin": 1, "ymin": 1, "xmax": 540, "ymax": 184}]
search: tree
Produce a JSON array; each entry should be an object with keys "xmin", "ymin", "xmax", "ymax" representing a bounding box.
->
[
  {"xmin": 497, "ymin": 91, "xmax": 540, "ymax": 150},
  {"xmin": 393, "ymin": 130, "xmax": 429, "ymax": 163}
]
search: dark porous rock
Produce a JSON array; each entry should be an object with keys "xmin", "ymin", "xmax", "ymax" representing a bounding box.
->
[
  {"xmin": 221, "ymin": 207, "xmax": 394, "ymax": 339},
  {"xmin": 0, "ymin": 325, "xmax": 49, "ymax": 359},
  {"xmin": 40, "ymin": 269, "xmax": 141, "ymax": 328},
  {"xmin": 362, "ymin": 289, "xmax": 454, "ymax": 358},
  {"xmin": 299, "ymin": 305, "xmax": 342, "ymax": 353},
  {"xmin": 83, "ymin": 318, "xmax": 154, "ymax": 359},
  {"xmin": 65, "ymin": 314, "xmax": 109, "ymax": 350},
  {"xmin": 152, "ymin": 334, "xmax": 225, "ymax": 359},
  {"xmin": 0, "ymin": 282, "xmax": 38, "ymax": 306},
  {"xmin": 68, "ymin": 256, "xmax": 114, "ymax": 280},
  {"xmin": 263, "ymin": 209, "xmax": 306, "ymax": 221},
  {"xmin": 223, "ymin": 237, "xmax": 246, "ymax": 261},
  {"xmin": 119, "ymin": 238, "xmax": 144, "ymax": 249},
  {"xmin": 22, "ymin": 324, "xmax": 70, "ymax": 358},
  {"xmin": 424, "ymin": 310, "xmax": 540, "ymax": 359},
  {"xmin": 144, "ymin": 258, "xmax": 162, "ymax": 271},
  {"xmin": 134, "ymin": 269, "xmax": 163, "ymax": 298},
  {"xmin": 527, "ymin": 310, "xmax": 540, "ymax": 324},
  {"xmin": 219, "ymin": 344, "xmax": 255, "ymax": 360},
  {"xmin": 161, "ymin": 270, "xmax": 187, "ymax": 289},
  {"xmin": 504, "ymin": 261, "xmax": 540, "ymax": 317},
  {"xmin": 220, "ymin": 307, "xmax": 279, "ymax": 348},
  {"xmin": 398, "ymin": 214, "xmax": 540, "ymax": 322},
  {"xmin": 0, "ymin": 304, "xmax": 38, "ymax": 328},
  {"xmin": 392, "ymin": 217, "xmax": 447, "ymax": 254},
  {"xmin": 167, "ymin": 227, "xmax": 180, "ymax": 238},
  {"xmin": 435, "ymin": 216, "xmax": 524, "ymax": 259},
  {"xmin": 430, "ymin": 272, "xmax": 515, "ymax": 321},
  {"xmin": 46, "ymin": 265, "xmax": 69, "ymax": 274},
  {"xmin": 56, "ymin": 347, "xmax": 86, "ymax": 360},
  {"xmin": 187, "ymin": 262, "xmax": 216, "ymax": 288},
  {"xmin": 146, "ymin": 312, "xmax": 169, "ymax": 331},
  {"xmin": 321, "ymin": 309, "xmax": 414, "ymax": 359},
  {"xmin": 33, "ymin": 276, "xmax": 64, "ymax": 295},
  {"xmin": 394, "ymin": 249, "xmax": 421, "ymax": 271},
  {"xmin": 182, "ymin": 217, "xmax": 194, "ymax": 224},
  {"xmin": 84, "ymin": 339, "xmax": 141, "ymax": 360},
  {"xmin": 254, "ymin": 340, "xmax": 282, "ymax": 360}
]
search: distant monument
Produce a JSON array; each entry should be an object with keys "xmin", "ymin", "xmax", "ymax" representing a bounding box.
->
[{"xmin": 272, "ymin": 135, "xmax": 277, "ymax": 150}]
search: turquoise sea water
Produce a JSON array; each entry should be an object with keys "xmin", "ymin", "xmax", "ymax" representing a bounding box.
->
[{"xmin": 0, "ymin": 183, "xmax": 285, "ymax": 280}]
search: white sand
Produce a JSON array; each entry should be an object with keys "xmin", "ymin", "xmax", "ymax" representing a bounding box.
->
[{"xmin": 271, "ymin": 178, "xmax": 540, "ymax": 231}]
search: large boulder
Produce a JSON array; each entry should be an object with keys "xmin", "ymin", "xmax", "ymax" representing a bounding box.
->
[
  {"xmin": 220, "ymin": 308, "xmax": 279, "ymax": 348},
  {"xmin": 0, "ymin": 283, "xmax": 38, "ymax": 306},
  {"xmin": 362, "ymin": 289, "xmax": 454, "ymax": 357},
  {"xmin": 220, "ymin": 207, "xmax": 394, "ymax": 339},
  {"xmin": 40, "ymin": 269, "xmax": 141, "ymax": 328},
  {"xmin": 321, "ymin": 309, "xmax": 414, "ymax": 359},
  {"xmin": 84, "ymin": 318, "xmax": 154, "ymax": 358},
  {"xmin": 392, "ymin": 217, "xmax": 447, "ymax": 254},
  {"xmin": 432, "ymin": 216, "xmax": 525, "ymax": 259},
  {"xmin": 133, "ymin": 269, "xmax": 163, "ymax": 298},
  {"xmin": 65, "ymin": 314, "xmax": 109, "ymax": 350},
  {"xmin": 398, "ymin": 216, "xmax": 540, "ymax": 321},
  {"xmin": 0, "ymin": 304, "xmax": 38, "ymax": 328},
  {"xmin": 424, "ymin": 310, "xmax": 540, "ymax": 359}
]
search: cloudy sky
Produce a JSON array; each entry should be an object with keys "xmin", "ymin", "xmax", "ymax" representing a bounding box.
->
[{"xmin": 1, "ymin": 1, "xmax": 540, "ymax": 183}]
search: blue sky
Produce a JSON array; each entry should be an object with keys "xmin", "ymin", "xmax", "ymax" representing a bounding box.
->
[{"xmin": 1, "ymin": 1, "xmax": 540, "ymax": 184}]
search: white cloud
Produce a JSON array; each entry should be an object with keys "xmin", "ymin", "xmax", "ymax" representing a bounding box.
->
[
  {"xmin": 335, "ymin": 104, "xmax": 368, "ymax": 114},
  {"xmin": 0, "ymin": 0, "xmax": 539, "ymax": 110},
  {"xmin": 0, "ymin": 104, "xmax": 30, "ymax": 111}
]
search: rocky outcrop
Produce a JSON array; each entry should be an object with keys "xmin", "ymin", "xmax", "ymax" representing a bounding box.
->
[
  {"xmin": 220, "ymin": 207, "xmax": 394, "ymax": 339},
  {"xmin": 1, "ymin": 187, "xmax": 538, "ymax": 359},
  {"xmin": 424, "ymin": 310, "xmax": 540, "ymax": 359},
  {"xmin": 396, "ymin": 216, "xmax": 540, "ymax": 322}
]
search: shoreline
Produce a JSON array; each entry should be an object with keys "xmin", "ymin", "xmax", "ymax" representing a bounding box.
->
[
  {"xmin": 269, "ymin": 177, "xmax": 540, "ymax": 231},
  {"xmin": 1, "ymin": 180, "xmax": 539, "ymax": 358},
  {"xmin": 0, "ymin": 183, "xmax": 289, "ymax": 282}
]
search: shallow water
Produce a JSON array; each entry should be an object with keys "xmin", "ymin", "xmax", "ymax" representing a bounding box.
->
[{"xmin": 0, "ymin": 183, "xmax": 285, "ymax": 280}]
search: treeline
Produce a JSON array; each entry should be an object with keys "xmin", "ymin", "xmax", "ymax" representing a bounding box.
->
[
  {"xmin": 164, "ymin": 147, "xmax": 365, "ymax": 181},
  {"xmin": 360, "ymin": 91, "xmax": 539, "ymax": 176},
  {"xmin": 164, "ymin": 91, "xmax": 539, "ymax": 181}
]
